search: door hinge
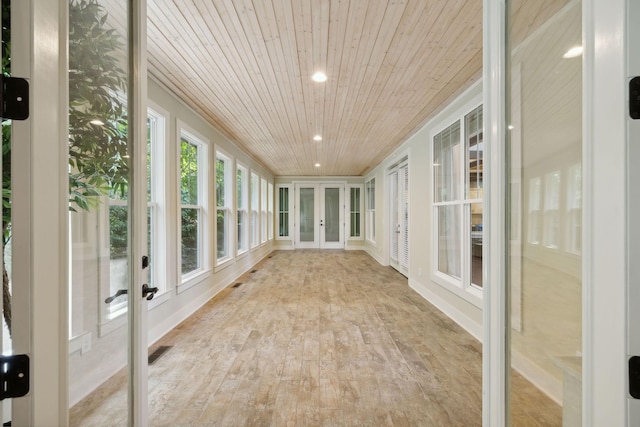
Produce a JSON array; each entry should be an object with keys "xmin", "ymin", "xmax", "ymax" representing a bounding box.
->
[
  {"xmin": 630, "ymin": 356, "xmax": 640, "ymax": 398},
  {"xmin": 1, "ymin": 76, "xmax": 30, "ymax": 121},
  {"xmin": 0, "ymin": 354, "xmax": 29, "ymax": 400}
]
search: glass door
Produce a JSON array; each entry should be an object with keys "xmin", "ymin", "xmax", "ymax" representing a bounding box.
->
[
  {"xmin": 507, "ymin": 0, "xmax": 583, "ymax": 424},
  {"xmin": 296, "ymin": 185, "xmax": 318, "ymax": 248},
  {"xmin": 68, "ymin": 0, "xmax": 148, "ymax": 424},
  {"xmin": 389, "ymin": 161, "xmax": 409, "ymax": 276},
  {"xmin": 320, "ymin": 185, "xmax": 344, "ymax": 249}
]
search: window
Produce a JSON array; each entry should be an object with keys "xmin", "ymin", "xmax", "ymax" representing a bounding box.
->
[
  {"xmin": 276, "ymin": 184, "xmax": 292, "ymax": 239},
  {"xmin": 147, "ymin": 107, "xmax": 167, "ymax": 296},
  {"xmin": 216, "ymin": 151, "xmax": 233, "ymax": 263},
  {"xmin": 432, "ymin": 104, "xmax": 483, "ymax": 293},
  {"xmin": 179, "ymin": 128, "xmax": 208, "ymax": 282},
  {"xmin": 251, "ymin": 172, "xmax": 259, "ymax": 248},
  {"xmin": 261, "ymin": 178, "xmax": 268, "ymax": 243},
  {"xmin": 268, "ymin": 182, "xmax": 274, "ymax": 240},
  {"xmin": 237, "ymin": 164, "xmax": 249, "ymax": 255},
  {"xmin": 366, "ymin": 178, "xmax": 376, "ymax": 242},
  {"xmin": 348, "ymin": 185, "xmax": 364, "ymax": 239}
]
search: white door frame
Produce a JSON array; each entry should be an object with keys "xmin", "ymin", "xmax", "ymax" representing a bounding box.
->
[
  {"xmin": 293, "ymin": 182, "xmax": 346, "ymax": 249},
  {"xmin": 10, "ymin": 0, "xmax": 69, "ymax": 424},
  {"xmin": 483, "ymin": 0, "xmax": 629, "ymax": 425}
]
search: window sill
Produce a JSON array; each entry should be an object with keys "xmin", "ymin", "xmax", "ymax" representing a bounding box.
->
[
  {"xmin": 215, "ymin": 257, "xmax": 234, "ymax": 272},
  {"xmin": 178, "ymin": 268, "xmax": 212, "ymax": 293},
  {"xmin": 431, "ymin": 271, "xmax": 483, "ymax": 309}
]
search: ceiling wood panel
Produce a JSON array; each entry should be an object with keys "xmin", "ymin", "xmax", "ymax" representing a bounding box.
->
[{"xmin": 140, "ymin": 0, "xmax": 485, "ymax": 175}]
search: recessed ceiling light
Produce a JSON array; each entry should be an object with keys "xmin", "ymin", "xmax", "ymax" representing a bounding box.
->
[
  {"xmin": 313, "ymin": 135, "xmax": 322, "ymax": 141},
  {"xmin": 508, "ymin": 125, "xmax": 515, "ymax": 130},
  {"xmin": 90, "ymin": 119, "xmax": 105, "ymax": 126},
  {"xmin": 311, "ymin": 72, "xmax": 327, "ymax": 82},
  {"xmin": 563, "ymin": 46, "xmax": 583, "ymax": 59},
  {"xmin": 314, "ymin": 163, "xmax": 321, "ymax": 168}
]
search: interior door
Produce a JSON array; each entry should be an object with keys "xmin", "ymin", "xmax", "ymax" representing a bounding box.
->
[
  {"xmin": 389, "ymin": 162, "xmax": 409, "ymax": 276},
  {"xmin": 320, "ymin": 184, "xmax": 344, "ymax": 249},
  {"xmin": 67, "ymin": 0, "xmax": 149, "ymax": 425}
]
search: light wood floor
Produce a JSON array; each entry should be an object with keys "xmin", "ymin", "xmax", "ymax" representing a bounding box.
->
[{"xmin": 71, "ymin": 250, "xmax": 560, "ymax": 426}]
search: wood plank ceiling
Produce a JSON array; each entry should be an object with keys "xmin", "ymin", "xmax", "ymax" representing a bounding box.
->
[{"xmin": 147, "ymin": 0, "xmax": 483, "ymax": 176}]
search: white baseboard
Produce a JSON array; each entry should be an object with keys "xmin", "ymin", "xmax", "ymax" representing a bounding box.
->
[
  {"xmin": 364, "ymin": 247, "xmax": 385, "ymax": 265},
  {"xmin": 409, "ymin": 278, "xmax": 483, "ymax": 341}
]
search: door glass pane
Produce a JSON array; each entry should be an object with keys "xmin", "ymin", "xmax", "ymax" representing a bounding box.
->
[
  {"xmin": 68, "ymin": 0, "xmax": 131, "ymax": 424},
  {"xmin": 324, "ymin": 188, "xmax": 339, "ymax": 242},
  {"xmin": 299, "ymin": 188, "xmax": 314, "ymax": 242},
  {"xmin": 508, "ymin": 0, "xmax": 582, "ymax": 424},
  {"xmin": 350, "ymin": 187, "xmax": 360, "ymax": 238}
]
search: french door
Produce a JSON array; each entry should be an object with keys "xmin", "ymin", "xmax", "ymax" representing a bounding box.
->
[
  {"xmin": 5, "ymin": 0, "xmax": 150, "ymax": 424},
  {"xmin": 294, "ymin": 184, "xmax": 344, "ymax": 249},
  {"xmin": 389, "ymin": 161, "xmax": 409, "ymax": 276}
]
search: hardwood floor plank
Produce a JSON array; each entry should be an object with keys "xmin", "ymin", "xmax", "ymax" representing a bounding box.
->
[{"xmin": 71, "ymin": 250, "xmax": 560, "ymax": 426}]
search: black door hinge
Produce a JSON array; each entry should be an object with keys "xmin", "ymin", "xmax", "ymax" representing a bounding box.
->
[
  {"xmin": 0, "ymin": 354, "xmax": 29, "ymax": 400},
  {"xmin": 1, "ymin": 76, "xmax": 29, "ymax": 121}
]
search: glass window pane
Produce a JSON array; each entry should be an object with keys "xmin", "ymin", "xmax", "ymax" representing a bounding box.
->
[
  {"xmin": 216, "ymin": 158, "xmax": 225, "ymax": 207},
  {"xmin": 470, "ymin": 203, "xmax": 483, "ymax": 287},
  {"xmin": 180, "ymin": 139, "xmax": 198, "ymax": 205},
  {"xmin": 109, "ymin": 205, "xmax": 128, "ymax": 297},
  {"xmin": 437, "ymin": 205, "xmax": 461, "ymax": 279},
  {"xmin": 217, "ymin": 209, "xmax": 227, "ymax": 260},
  {"xmin": 181, "ymin": 208, "xmax": 199, "ymax": 274}
]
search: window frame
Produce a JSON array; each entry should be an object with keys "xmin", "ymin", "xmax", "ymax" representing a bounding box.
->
[
  {"xmin": 261, "ymin": 177, "xmax": 268, "ymax": 244},
  {"xmin": 365, "ymin": 178, "xmax": 376, "ymax": 243},
  {"xmin": 430, "ymin": 101, "xmax": 483, "ymax": 305},
  {"xmin": 250, "ymin": 171, "xmax": 260, "ymax": 249},
  {"xmin": 276, "ymin": 184, "xmax": 293, "ymax": 240},
  {"xmin": 215, "ymin": 149, "xmax": 234, "ymax": 266},
  {"xmin": 236, "ymin": 163, "xmax": 249, "ymax": 256},
  {"xmin": 268, "ymin": 182, "xmax": 274, "ymax": 240},
  {"xmin": 146, "ymin": 105, "xmax": 169, "ymax": 306},
  {"xmin": 347, "ymin": 184, "xmax": 364, "ymax": 240},
  {"xmin": 177, "ymin": 122, "xmax": 210, "ymax": 290}
]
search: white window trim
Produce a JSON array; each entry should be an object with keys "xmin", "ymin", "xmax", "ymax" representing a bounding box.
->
[
  {"xmin": 215, "ymin": 148, "xmax": 234, "ymax": 267},
  {"xmin": 365, "ymin": 178, "xmax": 376, "ymax": 244},
  {"xmin": 250, "ymin": 171, "xmax": 260, "ymax": 249},
  {"xmin": 177, "ymin": 121, "xmax": 211, "ymax": 291},
  {"xmin": 275, "ymin": 184, "xmax": 293, "ymax": 240},
  {"xmin": 347, "ymin": 184, "xmax": 365, "ymax": 240},
  {"xmin": 268, "ymin": 182, "xmax": 274, "ymax": 240},
  {"xmin": 147, "ymin": 103, "xmax": 169, "ymax": 302},
  {"xmin": 260, "ymin": 177, "xmax": 268, "ymax": 244},
  {"xmin": 236, "ymin": 162, "xmax": 249, "ymax": 256},
  {"xmin": 430, "ymin": 99, "xmax": 484, "ymax": 307}
]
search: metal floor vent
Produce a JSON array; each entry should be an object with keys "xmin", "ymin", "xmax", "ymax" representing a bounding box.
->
[
  {"xmin": 250, "ymin": 269, "xmax": 258, "ymax": 273},
  {"xmin": 148, "ymin": 345, "xmax": 172, "ymax": 365},
  {"xmin": 232, "ymin": 282, "xmax": 243, "ymax": 288}
]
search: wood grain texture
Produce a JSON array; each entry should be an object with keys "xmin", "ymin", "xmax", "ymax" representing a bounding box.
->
[{"xmin": 71, "ymin": 250, "xmax": 560, "ymax": 426}]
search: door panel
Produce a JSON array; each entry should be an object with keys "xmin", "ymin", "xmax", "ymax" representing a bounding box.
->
[
  {"xmin": 320, "ymin": 185, "xmax": 344, "ymax": 249},
  {"xmin": 297, "ymin": 186, "xmax": 317, "ymax": 246},
  {"xmin": 294, "ymin": 184, "xmax": 344, "ymax": 249},
  {"xmin": 506, "ymin": 1, "xmax": 582, "ymax": 424},
  {"xmin": 68, "ymin": 0, "xmax": 147, "ymax": 424},
  {"xmin": 389, "ymin": 162, "xmax": 408, "ymax": 276}
]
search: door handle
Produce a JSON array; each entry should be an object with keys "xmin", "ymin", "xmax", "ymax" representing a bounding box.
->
[
  {"xmin": 105, "ymin": 289, "xmax": 127, "ymax": 304},
  {"xmin": 142, "ymin": 284, "xmax": 159, "ymax": 301}
]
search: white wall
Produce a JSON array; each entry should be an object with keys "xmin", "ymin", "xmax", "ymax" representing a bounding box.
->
[
  {"xmin": 364, "ymin": 80, "xmax": 484, "ymax": 340},
  {"xmin": 68, "ymin": 77, "xmax": 275, "ymax": 406}
]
